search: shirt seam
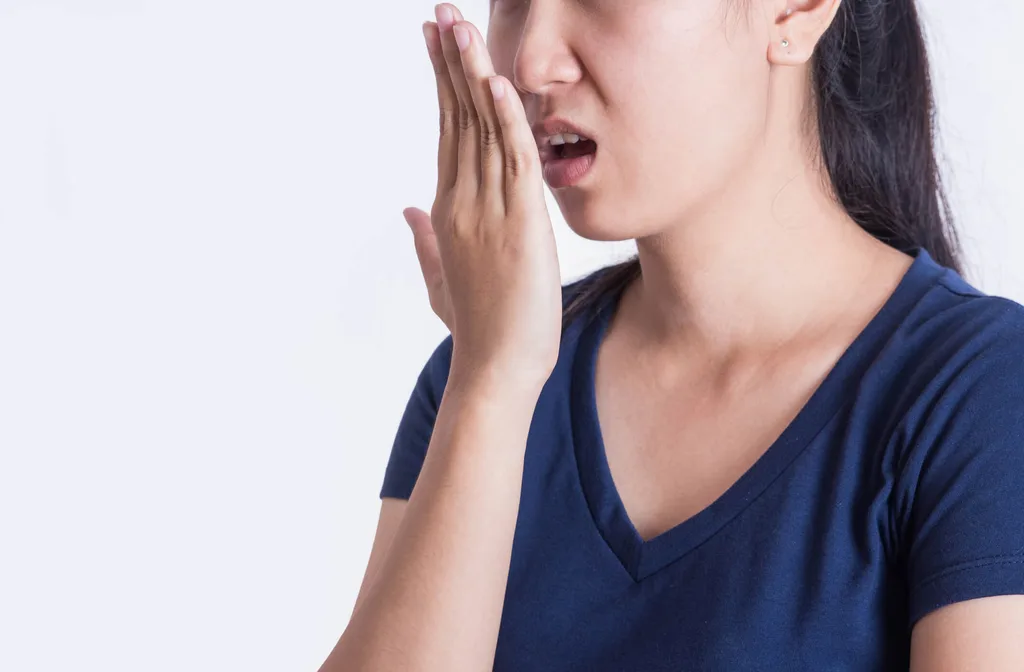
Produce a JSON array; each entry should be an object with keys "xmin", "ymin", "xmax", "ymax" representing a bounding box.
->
[
  {"xmin": 912, "ymin": 554, "xmax": 1024, "ymax": 592},
  {"xmin": 935, "ymin": 270, "xmax": 1017, "ymax": 304}
]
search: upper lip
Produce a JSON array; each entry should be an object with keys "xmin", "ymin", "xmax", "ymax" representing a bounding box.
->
[{"xmin": 532, "ymin": 116, "xmax": 597, "ymax": 162}]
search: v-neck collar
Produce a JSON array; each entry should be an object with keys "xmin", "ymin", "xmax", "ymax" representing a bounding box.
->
[{"xmin": 569, "ymin": 247, "xmax": 947, "ymax": 582}]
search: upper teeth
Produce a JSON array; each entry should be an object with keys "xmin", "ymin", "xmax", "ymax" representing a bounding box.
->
[{"xmin": 547, "ymin": 133, "xmax": 587, "ymax": 146}]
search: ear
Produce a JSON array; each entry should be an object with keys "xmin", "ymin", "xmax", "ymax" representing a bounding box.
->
[{"xmin": 768, "ymin": 0, "xmax": 844, "ymax": 66}]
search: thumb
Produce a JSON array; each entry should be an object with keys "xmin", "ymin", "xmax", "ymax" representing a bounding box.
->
[
  {"xmin": 402, "ymin": 207, "xmax": 433, "ymax": 238},
  {"xmin": 402, "ymin": 206, "xmax": 444, "ymax": 291}
]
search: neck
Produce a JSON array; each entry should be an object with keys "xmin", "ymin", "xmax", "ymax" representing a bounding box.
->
[{"xmin": 626, "ymin": 150, "xmax": 897, "ymax": 359}]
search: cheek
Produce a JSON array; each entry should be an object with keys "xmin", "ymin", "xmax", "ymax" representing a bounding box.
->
[{"xmin": 614, "ymin": 39, "xmax": 769, "ymax": 206}]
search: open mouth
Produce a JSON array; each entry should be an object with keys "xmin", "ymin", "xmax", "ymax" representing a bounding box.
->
[
  {"xmin": 541, "ymin": 136, "xmax": 599, "ymax": 189},
  {"xmin": 553, "ymin": 138, "xmax": 598, "ymax": 160}
]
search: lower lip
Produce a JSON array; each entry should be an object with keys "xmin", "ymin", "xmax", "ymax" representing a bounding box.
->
[{"xmin": 542, "ymin": 150, "xmax": 597, "ymax": 189}]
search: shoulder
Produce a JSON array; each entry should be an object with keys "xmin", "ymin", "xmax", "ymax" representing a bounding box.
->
[
  {"xmin": 911, "ymin": 290, "xmax": 1024, "ymax": 429},
  {"xmin": 889, "ymin": 278, "xmax": 1024, "ymax": 481},
  {"xmin": 859, "ymin": 269, "xmax": 1024, "ymax": 470},
  {"xmin": 905, "ymin": 272, "xmax": 1024, "ymax": 378},
  {"xmin": 873, "ymin": 254, "xmax": 1024, "ymax": 396}
]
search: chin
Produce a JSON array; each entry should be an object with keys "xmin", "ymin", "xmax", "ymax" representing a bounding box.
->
[{"xmin": 557, "ymin": 194, "xmax": 653, "ymax": 243}]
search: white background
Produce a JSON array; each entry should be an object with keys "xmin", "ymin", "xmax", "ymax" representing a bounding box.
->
[{"xmin": 0, "ymin": 1, "xmax": 1020, "ymax": 670}]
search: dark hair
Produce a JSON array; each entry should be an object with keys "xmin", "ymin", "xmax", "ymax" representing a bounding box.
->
[{"xmin": 562, "ymin": 0, "xmax": 962, "ymax": 333}]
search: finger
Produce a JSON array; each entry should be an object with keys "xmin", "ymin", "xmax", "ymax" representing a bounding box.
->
[
  {"xmin": 422, "ymin": 21, "xmax": 458, "ymax": 198},
  {"xmin": 435, "ymin": 4, "xmax": 480, "ymax": 194},
  {"xmin": 452, "ymin": 20, "xmax": 504, "ymax": 215},
  {"xmin": 486, "ymin": 74, "xmax": 544, "ymax": 209}
]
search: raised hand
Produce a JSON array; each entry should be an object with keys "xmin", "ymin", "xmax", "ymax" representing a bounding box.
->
[{"xmin": 405, "ymin": 4, "xmax": 563, "ymax": 391}]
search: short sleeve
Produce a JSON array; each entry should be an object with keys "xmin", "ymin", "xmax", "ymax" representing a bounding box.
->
[
  {"xmin": 379, "ymin": 334, "xmax": 454, "ymax": 500},
  {"xmin": 898, "ymin": 305, "xmax": 1024, "ymax": 627}
]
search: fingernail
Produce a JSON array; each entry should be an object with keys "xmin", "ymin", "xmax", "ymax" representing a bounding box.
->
[
  {"xmin": 435, "ymin": 4, "xmax": 454, "ymax": 31},
  {"xmin": 489, "ymin": 77, "xmax": 504, "ymax": 101},
  {"xmin": 453, "ymin": 24, "xmax": 469, "ymax": 51}
]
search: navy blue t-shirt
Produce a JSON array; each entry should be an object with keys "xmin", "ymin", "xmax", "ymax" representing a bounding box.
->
[{"xmin": 379, "ymin": 247, "xmax": 1024, "ymax": 670}]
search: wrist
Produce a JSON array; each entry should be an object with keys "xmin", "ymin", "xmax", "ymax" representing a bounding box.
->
[{"xmin": 445, "ymin": 357, "xmax": 550, "ymax": 406}]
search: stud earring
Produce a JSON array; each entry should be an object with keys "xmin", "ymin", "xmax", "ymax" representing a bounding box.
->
[{"xmin": 781, "ymin": 38, "xmax": 790, "ymax": 47}]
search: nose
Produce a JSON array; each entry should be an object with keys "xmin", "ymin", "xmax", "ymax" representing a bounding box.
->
[{"xmin": 511, "ymin": 4, "xmax": 582, "ymax": 97}]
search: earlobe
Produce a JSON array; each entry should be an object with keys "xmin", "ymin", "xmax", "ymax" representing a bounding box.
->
[
  {"xmin": 768, "ymin": 5, "xmax": 799, "ymax": 66},
  {"xmin": 768, "ymin": 37, "xmax": 806, "ymax": 67},
  {"xmin": 768, "ymin": 0, "xmax": 838, "ymax": 66}
]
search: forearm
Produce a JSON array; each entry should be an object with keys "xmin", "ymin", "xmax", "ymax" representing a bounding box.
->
[{"xmin": 328, "ymin": 370, "xmax": 542, "ymax": 671}]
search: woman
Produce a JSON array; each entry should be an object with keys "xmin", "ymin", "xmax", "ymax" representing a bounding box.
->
[{"xmin": 325, "ymin": 1, "xmax": 1024, "ymax": 669}]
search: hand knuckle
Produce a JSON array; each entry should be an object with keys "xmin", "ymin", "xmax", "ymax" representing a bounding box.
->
[
  {"xmin": 479, "ymin": 123, "xmax": 501, "ymax": 151},
  {"xmin": 430, "ymin": 202, "xmax": 450, "ymax": 229},
  {"xmin": 458, "ymin": 103, "xmax": 478, "ymax": 131},
  {"xmin": 450, "ymin": 210, "xmax": 480, "ymax": 239},
  {"xmin": 505, "ymin": 148, "xmax": 534, "ymax": 178},
  {"xmin": 438, "ymin": 105, "xmax": 457, "ymax": 137},
  {"xmin": 480, "ymin": 135, "xmax": 502, "ymax": 162}
]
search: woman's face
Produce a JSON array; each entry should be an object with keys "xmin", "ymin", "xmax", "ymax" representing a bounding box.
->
[{"xmin": 486, "ymin": 0, "xmax": 783, "ymax": 241}]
